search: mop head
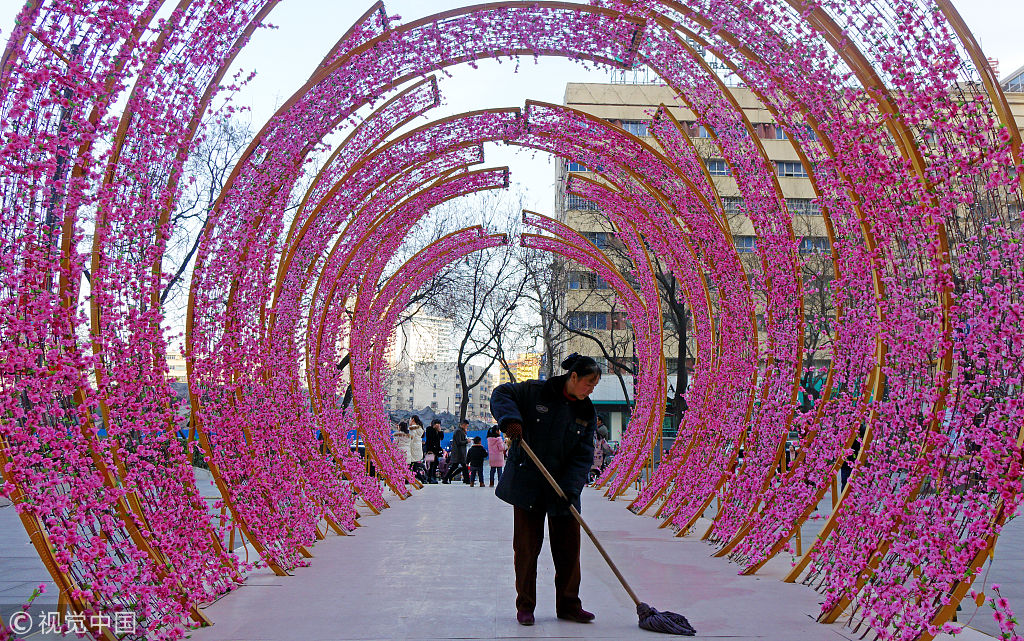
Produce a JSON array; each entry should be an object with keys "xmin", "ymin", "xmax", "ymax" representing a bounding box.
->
[{"xmin": 637, "ymin": 602, "xmax": 696, "ymax": 636}]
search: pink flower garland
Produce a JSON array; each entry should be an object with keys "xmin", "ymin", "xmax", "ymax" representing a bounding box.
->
[{"xmin": 2, "ymin": 3, "xmax": 1021, "ymax": 640}]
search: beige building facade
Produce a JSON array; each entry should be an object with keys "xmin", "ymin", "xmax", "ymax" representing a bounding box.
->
[
  {"xmin": 558, "ymin": 82, "xmax": 829, "ymax": 377},
  {"xmin": 556, "ymin": 78, "xmax": 1024, "ymax": 423}
]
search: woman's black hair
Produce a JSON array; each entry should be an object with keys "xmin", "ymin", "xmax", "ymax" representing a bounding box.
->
[
  {"xmin": 410, "ymin": 415, "xmax": 423, "ymax": 426},
  {"xmin": 561, "ymin": 352, "xmax": 602, "ymax": 379},
  {"xmin": 487, "ymin": 426, "xmax": 499, "ymax": 438},
  {"xmin": 398, "ymin": 421, "xmax": 409, "ymax": 434}
]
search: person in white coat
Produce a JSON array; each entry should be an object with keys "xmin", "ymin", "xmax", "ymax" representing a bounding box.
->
[
  {"xmin": 409, "ymin": 415, "xmax": 425, "ymax": 471},
  {"xmin": 393, "ymin": 421, "xmax": 412, "ymax": 466}
]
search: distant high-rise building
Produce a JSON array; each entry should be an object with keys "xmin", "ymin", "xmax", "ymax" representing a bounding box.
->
[
  {"xmin": 404, "ymin": 361, "xmax": 497, "ymax": 423},
  {"xmin": 386, "ymin": 314, "xmax": 455, "ymax": 371},
  {"xmin": 166, "ymin": 347, "xmax": 187, "ymax": 382},
  {"xmin": 383, "ymin": 368, "xmax": 416, "ymax": 413}
]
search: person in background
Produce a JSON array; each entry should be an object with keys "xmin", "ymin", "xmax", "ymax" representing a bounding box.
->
[
  {"xmin": 591, "ymin": 424, "xmax": 611, "ymax": 484},
  {"xmin": 841, "ymin": 433, "xmax": 861, "ymax": 488},
  {"xmin": 393, "ymin": 421, "xmax": 411, "ymax": 467},
  {"xmin": 436, "ymin": 447, "xmax": 450, "ymax": 483},
  {"xmin": 466, "ymin": 436, "xmax": 488, "ymax": 488},
  {"xmin": 409, "ymin": 415, "xmax": 425, "ymax": 473},
  {"xmin": 423, "ymin": 419, "xmax": 444, "ymax": 483},
  {"xmin": 487, "ymin": 425, "xmax": 507, "ymax": 487},
  {"xmin": 490, "ymin": 353, "xmax": 600, "ymax": 627},
  {"xmin": 442, "ymin": 419, "xmax": 469, "ymax": 484}
]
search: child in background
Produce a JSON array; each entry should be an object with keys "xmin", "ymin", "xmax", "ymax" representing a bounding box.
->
[
  {"xmin": 436, "ymin": 448, "xmax": 450, "ymax": 482},
  {"xmin": 466, "ymin": 436, "xmax": 488, "ymax": 488},
  {"xmin": 487, "ymin": 425, "xmax": 506, "ymax": 487}
]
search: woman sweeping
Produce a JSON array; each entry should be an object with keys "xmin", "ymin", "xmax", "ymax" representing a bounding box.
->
[
  {"xmin": 489, "ymin": 353, "xmax": 600, "ymax": 626},
  {"xmin": 492, "ymin": 354, "xmax": 697, "ymax": 636}
]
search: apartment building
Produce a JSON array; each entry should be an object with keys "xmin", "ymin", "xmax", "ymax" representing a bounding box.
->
[
  {"xmin": 557, "ymin": 82, "xmax": 825, "ymax": 423},
  {"xmin": 384, "ymin": 314, "xmax": 456, "ymax": 371},
  {"xmin": 411, "ymin": 361, "xmax": 497, "ymax": 423},
  {"xmin": 557, "ymin": 75, "xmax": 1024, "ymax": 433}
]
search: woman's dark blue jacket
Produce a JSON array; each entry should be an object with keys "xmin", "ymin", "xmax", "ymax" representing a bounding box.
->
[{"xmin": 489, "ymin": 374, "xmax": 596, "ymax": 516}]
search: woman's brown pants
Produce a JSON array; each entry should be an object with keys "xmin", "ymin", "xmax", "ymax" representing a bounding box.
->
[{"xmin": 512, "ymin": 505, "xmax": 582, "ymax": 614}]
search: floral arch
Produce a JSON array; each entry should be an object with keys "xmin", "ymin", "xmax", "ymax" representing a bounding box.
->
[{"xmin": 1, "ymin": 1, "xmax": 1021, "ymax": 639}]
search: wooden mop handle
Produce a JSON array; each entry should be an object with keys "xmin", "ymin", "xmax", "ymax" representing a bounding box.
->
[{"xmin": 517, "ymin": 438, "xmax": 641, "ymax": 607}]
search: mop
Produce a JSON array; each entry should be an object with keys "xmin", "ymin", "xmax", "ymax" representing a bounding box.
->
[{"xmin": 518, "ymin": 439, "xmax": 697, "ymax": 636}]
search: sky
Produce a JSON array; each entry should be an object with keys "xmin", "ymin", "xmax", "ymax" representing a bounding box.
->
[
  {"xmin": 2, "ymin": 0, "xmax": 1021, "ymax": 358},
  {"xmin": 1, "ymin": 0, "xmax": 1021, "ymax": 213},
  {"xmin": 205, "ymin": 0, "xmax": 1024, "ymax": 213},
  {"xmin": 3, "ymin": 0, "xmax": 1021, "ymax": 214}
]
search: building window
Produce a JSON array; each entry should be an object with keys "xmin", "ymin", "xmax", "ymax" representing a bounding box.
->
[
  {"xmin": 582, "ymin": 231, "xmax": 610, "ymax": 248},
  {"xmin": 1004, "ymin": 69, "xmax": 1024, "ymax": 93},
  {"xmin": 799, "ymin": 237, "xmax": 830, "ymax": 254},
  {"xmin": 773, "ymin": 126, "xmax": 787, "ymax": 140},
  {"xmin": 722, "ymin": 197, "xmax": 745, "ymax": 217},
  {"xmin": 568, "ymin": 312, "xmax": 609, "ymax": 330},
  {"xmin": 621, "ymin": 120, "xmax": 649, "ymax": 137},
  {"xmin": 706, "ymin": 160, "xmax": 730, "ymax": 176},
  {"xmin": 568, "ymin": 271, "xmax": 610, "ymax": 289},
  {"xmin": 776, "ymin": 161, "xmax": 808, "ymax": 178},
  {"xmin": 567, "ymin": 160, "xmax": 589, "ymax": 172},
  {"xmin": 566, "ymin": 194, "xmax": 600, "ymax": 211},
  {"xmin": 610, "ymin": 312, "xmax": 628, "ymax": 330},
  {"xmin": 696, "ymin": 124, "xmax": 714, "ymax": 138},
  {"xmin": 786, "ymin": 198, "xmax": 821, "ymax": 216},
  {"xmin": 734, "ymin": 236, "xmax": 757, "ymax": 253}
]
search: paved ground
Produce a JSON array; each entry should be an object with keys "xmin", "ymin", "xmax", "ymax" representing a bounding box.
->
[
  {"xmin": 0, "ymin": 498, "xmax": 60, "ymax": 622},
  {"xmin": 0, "ymin": 474, "xmax": 1017, "ymax": 640},
  {"xmin": 965, "ymin": 509, "xmax": 1024, "ymax": 637},
  {"xmin": 189, "ymin": 482, "xmax": 841, "ymax": 641}
]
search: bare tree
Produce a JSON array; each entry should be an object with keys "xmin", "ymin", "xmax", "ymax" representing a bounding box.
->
[
  {"xmin": 376, "ymin": 189, "xmax": 536, "ymax": 422},
  {"xmin": 381, "ymin": 206, "xmax": 466, "ymax": 329},
  {"xmin": 437, "ymin": 237, "xmax": 530, "ymax": 422},
  {"xmin": 795, "ymin": 219, "xmax": 835, "ymax": 413},
  {"xmin": 651, "ymin": 254, "xmax": 694, "ymax": 432},
  {"xmin": 161, "ymin": 117, "xmax": 254, "ymax": 307},
  {"xmin": 548, "ymin": 259, "xmax": 636, "ymax": 406},
  {"xmin": 517, "ymin": 248, "xmax": 570, "ymax": 381},
  {"xmin": 579, "ymin": 227, "xmax": 697, "ymax": 431}
]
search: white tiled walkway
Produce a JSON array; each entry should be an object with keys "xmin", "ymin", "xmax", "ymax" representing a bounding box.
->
[
  {"xmin": 184, "ymin": 483, "xmax": 988, "ymax": 641},
  {"xmin": 1, "ymin": 482, "xmax": 1004, "ymax": 640}
]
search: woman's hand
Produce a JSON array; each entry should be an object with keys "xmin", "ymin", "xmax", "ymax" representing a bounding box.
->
[{"xmin": 503, "ymin": 421, "xmax": 523, "ymax": 440}]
